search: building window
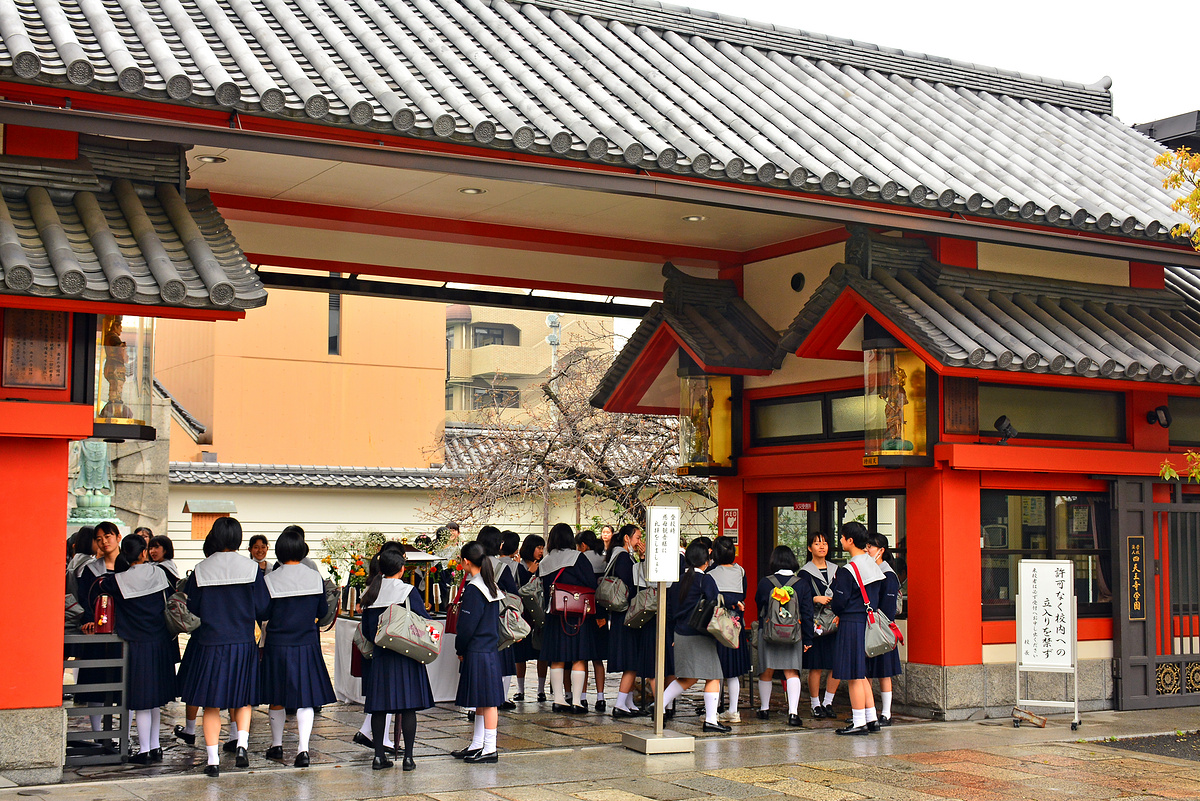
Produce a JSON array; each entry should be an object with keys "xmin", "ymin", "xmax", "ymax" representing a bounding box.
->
[
  {"xmin": 473, "ymin": 386, "xmax": 519, "ymax": 410},
  {"xmin": 980, "ymin": 490, "xmax": 1112, "ymax": 619},
  {"xmin": 473, "ymin": 326, "xmax": 506, "ymax": 348},
  {"xmin": 445, "ymin": 386, "xmax": 455, "ymax": 411},
  {"xmin": 328, "ymin": 273, "xmax": 341, "ymax": 356},
  {"xmin": 1168, "ymin": 396, "xmax": 1200, "ymax": 446},
  {"xmin": 749, "ymin": 390, "xmax": 864, "ymax": 446},
  {"xmin": 978, "ymin": 384, "xmax": 1124, "ymax": 442}
]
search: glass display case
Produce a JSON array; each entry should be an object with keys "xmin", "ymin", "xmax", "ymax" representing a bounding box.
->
[
  {"xmin": 94, "ymin": 314, "xmax": 156, "ymax": 440},
  {"xmin": 678, "ymin": 373, "xmax": 734, "ymax": 475},
  {"xmin": 863, "ymin": 345, "xmax": 928, "ymax": 466}
]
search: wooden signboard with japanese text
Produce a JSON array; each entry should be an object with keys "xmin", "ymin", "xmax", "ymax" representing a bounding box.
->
[
  {"xmin": 2, "ymin": 309, "xmax": 69, "ymax": 390},
  {"xmin": 942, "ymin": 376, "xmax": 978, "ymax": 435},
  {"xmin": 1127, "ymin": 536, "xmax": 1146, "ymax": 621}
]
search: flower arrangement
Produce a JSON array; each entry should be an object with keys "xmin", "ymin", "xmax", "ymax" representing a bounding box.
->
[
  {"xmin": 444, "ymin": 556, "xmax": 466, "ymax": 589},
  {"xmin": 320, "ymin": 554, "xmax": 341, "ymax": 588},
  {"xmin": 347, "ymin": 553, "xmax": 369, "ymax": 590}
]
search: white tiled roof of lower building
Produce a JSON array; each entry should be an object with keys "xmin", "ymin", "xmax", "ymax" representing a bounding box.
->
[{"xmin": 0, "ymin": 0, "xmax": 1189, "ymax": 242}]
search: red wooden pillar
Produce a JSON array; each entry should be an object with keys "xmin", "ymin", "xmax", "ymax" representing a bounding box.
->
[
  {"xmin": 719, "ymin": 476, "xmax": 758, "ymax": 618},
  {"xmin": 905, "ymin": 465, "xmax": 983, "ymax": 666}
]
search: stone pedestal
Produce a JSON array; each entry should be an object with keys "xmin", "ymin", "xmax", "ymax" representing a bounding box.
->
[{"xmin": 0, "ymin": 707, "xmax": 65, "ymax": 785}]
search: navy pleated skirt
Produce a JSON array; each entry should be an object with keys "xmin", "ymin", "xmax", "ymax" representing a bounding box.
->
[
  {"xmin": 606, "ymin": 611, "xmax": 642, "ymax": 674},
  {"xmin": 717, "ymin": 614, "xmax": 750, "ymax": 678},
  {"xmin": 127, "ymin": 638, "xmax": 178, "ymax": 710},
  {"xmin": 364, "ymin": 648, "xmax": 434, "ymax": 714},
  {"xmin": 831, "ymin": 616, "xmax": 868, "ymax": 681},
  {"xmin": 634, "ymin": 622, "xmax": 673, "ymax": 678},
  {"xmin": 258, "ymin": 643, "xmax": 337, "ymax": 710},
  {"xmin": 540, "ymin": 613, "xmax": 598, "ymax": 663},
  {"xmin": 500, "ymin": 642, "xmax": 517, "ymax": 677},
  {"xmin": 803, "ymin": 632, "xmax": 838, "ymax": 671},
  {"xmin": 455, "ymin": 650, "xmax": 504, "ymax": 708},
  {"xmin": 512, "ymin": 628, "xmax": 540, "ymax": 663},
  {"xmin": 592, "ymin": 618, "xmax": 609, "ymax": 661},
  {"xmin": 866, "ymin": 647, "xmax": 903, "ymax": 678},
  {"xmin": 178, "ymin": 641, "xmax": 259, "ymax": 709}
]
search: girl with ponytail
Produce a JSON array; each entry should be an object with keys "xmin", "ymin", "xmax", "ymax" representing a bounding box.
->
[{"xmin": 451, "ymin": 542, "xmax": 504, "ymax": 763}]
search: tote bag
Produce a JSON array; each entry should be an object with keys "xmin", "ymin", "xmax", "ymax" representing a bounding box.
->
[
  {"xmin": 374, "ymin": 600, "xmax": 443, "ymax": 665},
  {"xmin": 596, "ymin": 558, "xmax": 630, "ymax": 612},
  {"xmin": 706, "ymin": 595, "xmax": 742, "ymax": 649},
  {"xmin": 848, "ymin": 563, "xmax": 903, "ymax": 658},
  {"xmin": 624, "ymin": 585, "xmax": 657, "ymax": 629}
]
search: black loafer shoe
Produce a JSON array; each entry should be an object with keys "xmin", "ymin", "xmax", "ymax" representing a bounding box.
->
[
  {"xmin": 128, "ymin": 751, "xmax": 153, "ymax": 765},
  {"xmin": 580, "ymin": 700, "xmax": 589, "ymax": 712},
  {"xmin": 755, "ymin": 709, "xmax": 769, "ymax": 720},
  {"xmin": 611, "ymin": 707, "xmax": 634, "ymax": 718},
  {"xmin": 824, "ymin": 705, "xmax": 838, "ymax": 720},
  {"xmin": 551, "ymin": 703, "xmax": 572, "ymax": 713},
  {"xmin": 293, "ymin": 751, "xmax": 310, "ymax": 768},
  {"xmin": 595, "ymin": 700, "xmax": 606, "ymax": 713},
  {"xmin": 788, "ymin": 714, "xmax": 804, "ymax": 727},
  {"xmin": 836, "ymin": 724, "xmax": 869, "ymax": 736},
  {"xmin": 235, "ymin": 746, "xmax": 250, "ymax": 768},
  {"xmin": 223, "ymin": 739, "xmax": 238, "ymax": 753},
  {"xmin": 466, "ymin": 710, "xmax": 476, "ymax": 722},
  {"xmin": 702, "ymin": 720, "xmax": 731, "ymax": 733},
  {"xmin": 173, "ymin": 725, "xmax": 196, "ymax": 746},
  {"xmin": 512, "ymin": 692, "xmax": 525, "ymax": 701},
  {"xmin": 499, "ymin": 700, "xmax": 516, "ymax": 711},
  {"xmin": 372, "ymin": 756, "xmax": 393, "ymax": 770},
  {"xmin": 265, "ymin": 745, "xmax": 284, "ymax": 760},
  {"xmin": 537, "ymin": 693, "xmax": 547, "ymax": 702},
  {"xmin": 879, "ymin": 715, "xmax": 892, "ymax": 727},
  {"xmin": 451, "ymin": 746, "xmax": 481, "ymax": 759},
  {"xmin": 402, "ymin": 756, "xmax": 416, "ymax": 771},
  {"xmin": 810, "ymin": 705, "xmax": 826, "ymax": 719},
  {"xmin": 464, "ymin": 750, "xmax": 498, "ymax": 763},
  {"xmin": 203, "ymin": 764, "xmax": 219, "ymax": 778},
  {"xmin": 866, "ymin": 720, "xmax": 880, "ymax": 733},
  {"xmin": 353, "ymin": 731, "xmax": 374, "ymax": 749},
  {"xmin": 571, "ymin": 704, "xmax": 587, "ymax": 715},
  {"xmin": 150, "ymin": 748, "xmax": 163, "ymax": 763}
]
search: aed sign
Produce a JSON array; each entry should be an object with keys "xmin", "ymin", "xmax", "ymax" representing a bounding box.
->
[{"xmin": 721, "ymin": 508, "xmax": 739, "ymax": 536}]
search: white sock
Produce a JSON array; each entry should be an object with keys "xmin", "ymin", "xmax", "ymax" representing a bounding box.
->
[
  {"xmin": 570, "ymin": 669, "xmax": 586, "ymax": 705},
  {"xmin": 785, "ymin": 677, "xmax": 802, "ymax": 715},
  {"xmin": 135, "ymin": 709, "xmax": 153, "ymax": 753},
  {"xmin": 758, "ymin": 679, "xmax": 772, "ymax": 710},
  {"xmin": 881, "ymin": 691, "xmax": 893, "ymax": 718},
  {"xmin": 383, "ymin": 713, "xmax": 395, "ymax": 748},
  {"xmin": 358, "ymin": 715, "xmax": 372, "ymax": 737},
  {"xmin": 703, "ymin": 691, "xmax": 719, "ymax": 724},
  {"xmin": 150, "ymin": 708, "xmax": 161, "ymax": 750},
  {"xmin": 469, "ymin": 714, "xmax": 486, "ymax": 750},
  {"xmin": 810, "ymin": 694, "xmax": 821, "ymax": 710},
  {"xmin": 550, "ymin": 667, "xmax": 566, "ymax": 705},
  {"xmin": 236, "ymin": 729, "xmax": 249, "ymax": 749},
  {"xmin": 661, "ymin": 680, "xmax": 685, "ymax": 708},
  {"xmin": 852, "ymin": 708, "xmax": 866, "ymax": 727},
  {"xmin": 206, "ymin": 744, "xmax": 219, "ymax": 765},
  {"xmin": 185, "ymin": 718, "xmax": 197, "ymax": 735},
  {"xmin": 296, "ymin": 708, "xmax": 314, "ymax": 753},
  {"xmin": 269, "ymin": 708, "xmax": 286, "ymax": 747},
  {"xmin": 726, "ymin": 677, "xmax": 740, "ymax": 709},
  {"xmin": 865, "ymin": 705, "xmax": 878, "ymax": 723},
  {"xmin": 823, "ymin": 690, "xmax": 835, "ymax": 706},
  {"xmin": 482, "ymin": 726, "xmax": 497, "ymax": 755}
]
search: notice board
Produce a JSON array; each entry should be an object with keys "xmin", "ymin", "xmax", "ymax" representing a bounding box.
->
[
  {"xmin": 645, "ymin": 506, "xmax": 680, "ymax": 583},
  {"xmin": 1018, "ymin": 559, "xmax": 1075, "ymax": 669}
]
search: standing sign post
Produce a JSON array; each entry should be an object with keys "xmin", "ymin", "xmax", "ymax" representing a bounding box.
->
[
  {"xmin": 1014, "ymin": 559, "xmax": 1081, "ymax": 730},
  {"xmin": 622, "ymin": 507, "xmax": 694, "ymax": 754}
]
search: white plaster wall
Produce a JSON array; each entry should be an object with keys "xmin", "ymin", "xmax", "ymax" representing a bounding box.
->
[
  {"xmin": 742, "ymin": 244, "xmax": 844, "ymax": 333},
  {"xmin": 977, "ymin": 243, "xmax": 1128, "ymax": 286}
]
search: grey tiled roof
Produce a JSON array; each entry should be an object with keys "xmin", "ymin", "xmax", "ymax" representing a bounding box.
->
[
  {"xmin": 169, "ymin": 462, "xmax": 462, "ymax": 489},
  {"xmin": 591, "ymin": 261, "xmax": 778, "ymax": 408},
  {"xmin": 779, "ymin": 229, "xmax": 1200, "ymax": 384},
  {"xmin": 154, "ymin": 379, "xmax": 207, "ymax": 439},
  {"xmin": 0, "ymin": 155, "xmax": 266, "ymax": 310},
  {"xmin": 0, "ymin": 0, "xmax": 1188, "ymax": 243}
]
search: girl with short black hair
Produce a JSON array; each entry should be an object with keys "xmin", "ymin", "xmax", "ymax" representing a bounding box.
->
[
  {"xmin": 754, "ymin": 545, "xmax": 812, "ymax": 726},
  {"xmin": 513, "ymin": 534, "xmax": 546, "ymax": 702},
  {"xmin": 452, "ymin": 542, "xmax": 504, "ymax": 763},
  {"xmin": 865, "ymin": 532, "xmax": 902, "ymax": 726},
  {"xmin": 538, "ymin": 523, "xmax": 598, "ymax": 714},
  {"xmin": 576, "ymin": 529, "xmax": 608, "ymax": 711},
  {"xmin": 605, "ymin": 524, "xmax": 644, "ymax": 718},
  {"xmin": 707, "ymin": 536, "xmax": 748, "ymax": 723},
  {"xmin": 800, "ymin": 531, "xmax": 841, "ymax": 719},
  {"xmin": 478, "ymin": 526, "xmax": 520, "ymax": 709},
  {"xmin": 831, "ymin": 522, "xmax": 885, "ymax": 735}
]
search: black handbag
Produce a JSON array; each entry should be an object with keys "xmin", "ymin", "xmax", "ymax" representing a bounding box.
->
[{"xmin": 687, "ymin": 594, "xmax": 716, "ymax": 631}]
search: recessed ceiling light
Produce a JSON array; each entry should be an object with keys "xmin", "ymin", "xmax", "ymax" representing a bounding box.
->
[
  {"xmin": 681, "ymin": 214, "xmax": 706, "ymax": 222},
  {"xmin": 458, "ymin": 187, "xmax": 487, "ymax": 195},
  {"xmin": 196, "ymin": 155, "xmax": 227, "ymax": 164}
]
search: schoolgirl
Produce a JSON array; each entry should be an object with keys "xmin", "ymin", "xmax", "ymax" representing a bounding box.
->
[
  {"xmin": 452, "ymin": 542, "xmax": 505, "ymax": 763},
  {"xmin": 513, "ymin": 534, "xmax": 546, "ymax": 702},
  {"xmin": 576, "ymin": 529, "xmax": 608, "ymax": 712},
  {"xmin": 360, "ymin": 546, "xmax": 434, "ymax": 771},
  {"xmin": 258, "ymin": 527, "xmax": 336, "ymax": 768},
  {"xmin": 538, "ymin": 523, "xmax": 598, "ymax": 714},
  {"xmin": 179, "ymin": 517, "xmax": 271, "ymax": 776},
  {"xmin": 76, "ymin": 521, "xmax": 122, "ymax": 741},
  {"xmin": 799, "ymin": 532, "xmax": 841, "ymax": 719},
  {"xmin": 657, "ymin": 541, "xmax": 729, "ymax": 733},
  {"xmin": 830, "ymin": 522, "xmax": 885, "ymax": 735},
  {"xmin": 500, "ymin": 530, "xmax": 521, "ymax": 571},
  {"xmin": 147, "ymin": 535, "xmax": 179, "ymax": 583},
  {"xmin": 98, "ymin": 535, "xmax": 176, "ymax": 762},
  {"xmin": 604, "ymin": 524, "xmax": 644, "ymax": 718},
  {"xmin": 478, "ymin": 527, "xmax": 520, "ymax": 710},
  {"xmin": 754, "ymin": 545, "xmax": 812, "ymax": 726},
  {"xmin": 865, "ymin": 532, "xmax": 902, "ymax": 726},
  {"xmin": 707, "ymin": 536, "xmax": 749, "ymax": 724},
  {"xmin": 353, "ymin": 542, "xmax": 404, "ymax": 754},
  {"xmin": 173, "ymin": 530, "xmax": 220, "ymax": 748}
]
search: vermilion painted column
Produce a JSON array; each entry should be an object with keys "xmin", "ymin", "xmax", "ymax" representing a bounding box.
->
[
  {"xmin": 905, "ymin": 466, "xmax": 983, "ymax": 666},
  {"xmin": 718, "ymin": 477, "xmax": 758, "ymax": 618}
]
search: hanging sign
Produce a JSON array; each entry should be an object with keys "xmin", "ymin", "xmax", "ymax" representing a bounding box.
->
[
  {"xmin": 1128, "ymin": 536, "xmax": 1146, "ymax": 621},
  {"xmin": 721, "ymin": 508, "xmax": 739, "ymax": 537},
  {"xmin": 793, "ymin": 501, "xmax": 817, "ymax": 511},
  {"xmin": 645, "ymin": 506, "xmax": 680, "ymax": 583},
  {"xmin": 1018, "ymin": 559, "xmax": 1074, "ymax": 669}
]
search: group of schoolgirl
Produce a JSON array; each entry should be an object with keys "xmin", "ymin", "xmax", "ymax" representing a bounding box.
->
[
  {"xmin": 758, "ymin": 522, "xmax": 903, "ymax": 735},
  {"xmin": 72, "ymin": 517, "xmax": 339, "ymax": 777}
]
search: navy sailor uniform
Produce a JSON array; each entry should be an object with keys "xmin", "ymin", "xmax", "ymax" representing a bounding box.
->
[
  {"xmin": 103, "ymin": 564, "xmax": 177, "ymax": 710},
  {"xmin": 830, "ymin": 555, "xmax": 884, "ymax": 681},
  {"xmin": 75, "ymin": 559, "xmax": 120, "ymax": 703},
  {"xmin": 538, "ymin": 550, "xmax": 598, "ymax": 663},
  {"xmin": 602, "ymin": 548, "xmax": 641, "ymax": 673},
  {"xmin": 671, "ymin": 570, "xmax": 722, "ymax": 680},
  {"xmin": 361, "ymin": 578, "xmax": 435, "ymax": 713},
  {"xmin": 512, "ymin": 562, "xmax": 541, "ymax": 663},
  {"xmin": 489, "ymin": 556, "xmax": 520, "ymax": 677},
  {"xmin": 707, "ymin": 563, "xmax": 750, "ymax": 678},
  {"xmin": 258, "ymin": 564, "xmax": 337, "ymax": 710},
  {"xmin": 754, "ymin": 570, "xmax": 814, "ymax": 671},
  {"xmin": 866, "ymin": 564, "xmax": 903, "ymax": 678},
  {"xmin": 178, "ymin": 552, "xmax": 270, "ymax": 709},
  {"xmin": 799, "ymin": 560, "xmax": 839, "ymax": 671},
  {"xmin": 584, "ymin": 550, "xmax": 609, "ymax": 661},
  {"xmin": 454, "ymin": 576, "xmax": 505, "ymax": 708}
]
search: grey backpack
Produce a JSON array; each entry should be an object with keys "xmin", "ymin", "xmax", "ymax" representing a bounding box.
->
[{"xmin": 762, "ymin": 575, "xmax": 803, "ymax": 645}]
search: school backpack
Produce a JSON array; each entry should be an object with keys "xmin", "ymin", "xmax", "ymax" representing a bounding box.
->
[
  {"xmin": 498, "ymin": 591, "xmax": 532, "ymax": 650},
  {"xmin": 762, "ymin": 575, "xmax": 803, "ymax": 645}
]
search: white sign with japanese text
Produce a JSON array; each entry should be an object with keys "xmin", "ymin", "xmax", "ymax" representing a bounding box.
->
[
  {"xmin": 646, "ymin": 506, "xmax": 680, "ymax": 583},
  {"xmin": 1018, "ymin": 559, "xmax": 1075, "ymax": 669}
]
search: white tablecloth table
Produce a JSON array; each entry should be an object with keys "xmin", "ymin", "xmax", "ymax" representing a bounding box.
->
[{"xmin": 333, "ymin": 616, "xmax": 460, "ymax": 704}]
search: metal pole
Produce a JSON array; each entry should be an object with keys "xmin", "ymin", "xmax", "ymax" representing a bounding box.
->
[{"xmin": 655, "ymin": 580, "xmax": 667, "ymax": 737}]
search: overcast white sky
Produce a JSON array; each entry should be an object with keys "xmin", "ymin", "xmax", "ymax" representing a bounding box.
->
[{"xmin": 676, "ymin": 0, "xmax": 1192, "ymax": 126}]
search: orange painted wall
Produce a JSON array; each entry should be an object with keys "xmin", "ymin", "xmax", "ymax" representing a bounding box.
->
[
  {"xmin": 0, "ymin": 437, "xmax": 69, "ymax": 709},
  {"xmin": 159, "ymin": 289, "xmax": 445, "ymax": 467}
]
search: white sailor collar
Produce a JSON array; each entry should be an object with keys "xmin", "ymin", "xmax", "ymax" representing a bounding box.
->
[
  {"xmin": 606, "ymin": 545, "xmax": 628, "ymax": 565},
  {"xmin": 880, "ymin": 561, "xmax": 897, "ymax": 576},
  {"xmin": 369, "ymin": 577, "xmax": 413, "ymax": 608},
  {"xmin": 487, "ymin": 555, "xmax": 515, "ymax": 580},
  {"xmin": 847, "ymin": 553, "xmax": 886, "ymax": 584},
  {"xmin": 265, "ymin": 563, "xmax": 325, "ymax": 598},
  {"xmin": 193, "ymin": 551, "xmax": 261, "ymax": 587},
  {"xmin": 469, "ymin": 573, "xmax": 505, "ymax": 602},
  {"xmin": 801, "ymin": 561, "xmax": 837, "ymax": 585},
  {"xmin": 115, "ymin": 563, "xmax": 171, "ymax": 599},
  {"xmin": 707, "ymin": 563, "xmax": 744, "ymax": 593},
  {"xmin": 538, "ymin": 548, "xmax": 580, "ymax": 576},
  {"xmin": 83, "ymin": 558, "xmax": 113, "ymax": 578}
]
